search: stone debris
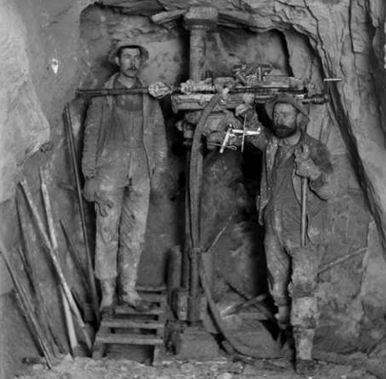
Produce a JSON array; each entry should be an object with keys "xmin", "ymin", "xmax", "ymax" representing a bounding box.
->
[{"xmin": 17, "ymin": 356, "xmax": 378, "ymax": 379}]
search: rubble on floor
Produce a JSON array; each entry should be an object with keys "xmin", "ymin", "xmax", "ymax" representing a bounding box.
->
[{"xmin": 17, "ymin": 354, "xmax": 378, "ymax": 379}]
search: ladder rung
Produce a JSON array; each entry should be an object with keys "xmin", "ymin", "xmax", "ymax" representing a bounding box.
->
[
  {"xmin": 114, "ymin": 306, "xmax": 164, "ymax": 315},
  {"xmin": 136, "ymin": 285, "xmax": 166, "ymax": 293},
  {"xmin": 102, "ymin": 318, "xmax": 164, "ymax": 329},
  {"xmin": 96, "ymin": 333, "xmax": 163, "ymax": 346},
  {"xmin": 136, "ymin": 293, "xmax": 166, "ymax": 302}
]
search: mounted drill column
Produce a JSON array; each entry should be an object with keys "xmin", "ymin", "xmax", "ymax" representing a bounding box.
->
[
  {"xmin": 183, "ymin": 7, "xmax": 218, "ymax": 324},
  {"xmin": 184, "ymin": 7, "xmax": 218, "ymax": 81}
]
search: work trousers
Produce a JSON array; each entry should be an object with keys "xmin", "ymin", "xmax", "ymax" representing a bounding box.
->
[
  {"xmin": 94, "ymin": 147, "xmax": 151, "ymax": 298},
  {"xmin": 264, "ymin": 213, "xmax": 322, "ymax": 360}
]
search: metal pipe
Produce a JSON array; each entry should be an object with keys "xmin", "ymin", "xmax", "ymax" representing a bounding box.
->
[{"xmin": 189, "ymin": 26, "xmax": 207, "ymax": 81}]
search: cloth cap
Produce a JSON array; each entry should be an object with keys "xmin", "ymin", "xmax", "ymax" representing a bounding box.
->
[
  {"xmin": 265, "ymin": 94, "xmax": 309, "ymax": 121},
  {"xmin": 108, "ymin": 41, "xmax": 149, "ymax": 65}
]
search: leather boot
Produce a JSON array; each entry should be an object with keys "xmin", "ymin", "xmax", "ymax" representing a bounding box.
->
[
  {"xmin": 293, "ymin": 327, "xmax": 316, "ymax": 376},
  {"xmin": 99, "ymin": 278, "xmax": 116, "ymax": 317},
  {"xmin": 120, "ymin": 277, "xmax": 151, "ymax": 312}
]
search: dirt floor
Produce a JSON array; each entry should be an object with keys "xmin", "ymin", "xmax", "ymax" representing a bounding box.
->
[{"xmin": 16, "ymin": 354, "xmax": 378, "ymax": 379}]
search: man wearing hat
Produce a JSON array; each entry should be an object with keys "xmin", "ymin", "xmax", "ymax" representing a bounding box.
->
[
  {"xmin": 82, "ymin": 42, "xmax": 168, "ymax": 313},
  {"xmin": 236, "ymin": 94, "xmax": 338, "ymax": 374}
]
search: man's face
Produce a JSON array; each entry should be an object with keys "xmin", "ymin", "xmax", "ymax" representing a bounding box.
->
[
  {"xmin": 272, "ymin": 102, "xmax": 298, "ymax": 139},
  {"xmin": 116, "ymin": 47, "xmax": 141, "ymax": 78}
]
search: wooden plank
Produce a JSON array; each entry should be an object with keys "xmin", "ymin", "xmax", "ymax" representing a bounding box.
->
[
  {"xmin": 96, "ymin": 333, "xmax": 163, "ymax": 346},
  {"xmin": 137, "ymin": 293, "xmax": 167, "ymax": 302},
  {"xmin": 114, "ymin": 305, "xmax": 164, "ymax": 315},
  {"xmin": 136, "ymin": 285, "xmax": 166, "ymax": 293},
  {"xmin": 101, "ymin": 319, "xmax": 164, "ymax": 330}
]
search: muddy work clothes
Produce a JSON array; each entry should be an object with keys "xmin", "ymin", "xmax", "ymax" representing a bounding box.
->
[
  {"xmin": 248, "ymin": 129, "xmax": 337, "ymax": 303},
  {"xmin": 82, "ymin": 74, "xmax": 167, "ymax": 287},
  {"xmin": 263, "ymin": 142, "xmax": 324, "ymax": 307},
  {"xmin": 95, "ymin": 150, "xmax": 150, "ymax": 282},
  {"xmin": 248, "ymin": 127, "xmax": 337, "ymax": 359}
]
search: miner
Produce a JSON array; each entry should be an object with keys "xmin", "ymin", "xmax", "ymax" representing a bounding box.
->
[
  {"xmin": 82, "ymin": 42, "xmax": 168, "ymax": 314},
  {"xmin": 235, "ymin": 94, "xmax": 337, "ymax": 374}
]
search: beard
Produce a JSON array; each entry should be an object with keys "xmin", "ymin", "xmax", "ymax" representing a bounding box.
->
[{"xmin": 272, "ymin": 124, "xmax": 297, "ymax": 138}]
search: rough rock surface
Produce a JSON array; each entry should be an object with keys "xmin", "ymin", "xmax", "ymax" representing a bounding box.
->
[
  {"xmin": 0, "ymin": 0, "xmax": 385, "ymax": 378},
  {"xmin": 17, "ymin": 355, "xmax": 378, "ymax": 379},
  {"xmin": 0, "ymin": 0, "xmax": 49, "ymax": 203}
]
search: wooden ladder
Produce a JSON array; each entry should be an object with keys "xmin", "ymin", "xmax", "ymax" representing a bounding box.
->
[{"xmin": 92, "ymin": 286, "xmax": 167, "ymax": 364}]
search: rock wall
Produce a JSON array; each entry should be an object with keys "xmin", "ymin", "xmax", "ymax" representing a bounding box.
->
[
  {"xmin": 0, "ymin": 0, "xmax": 94, "ymax": 377},
  {"xmin": 0, "ymin": 0, "xmax": 385, "ymax": 376}
]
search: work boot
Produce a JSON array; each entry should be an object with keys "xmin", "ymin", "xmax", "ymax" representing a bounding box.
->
[
  {"xmin": 120, "ymin": 290, "xmax": 151, "ymax": 312},
  {"xmin": 120, "ymin": 274, "xmax": 151, "ymax": 313},
  {"xmin": 295, "ymin": 358, "xmax": 316, "ymax": 377},
  {"xmin": 293, "ymin": 327, "xmax": 316, "ymax": 376},
  {"xmin": 99, "ymin": 278, "xmax": 116, "ymax": 317}
]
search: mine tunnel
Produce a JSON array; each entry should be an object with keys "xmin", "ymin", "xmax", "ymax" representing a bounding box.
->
[{"xmin": 1, "ymin": 1, "xmax": 386, "ymax": 378}]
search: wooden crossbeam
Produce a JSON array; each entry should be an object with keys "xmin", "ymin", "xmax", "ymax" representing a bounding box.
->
[{"xmin": 96, "ymin": 333, "xmax": 163, "ymax": 346}]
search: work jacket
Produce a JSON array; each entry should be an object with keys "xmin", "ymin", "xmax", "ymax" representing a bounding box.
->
[
  {"xmin": 249, "ymin": 124, "xmax": 338, "ymax": 244},
  {"xmin": 82, "ymin": 73, "xmax": 167, "ymax": 181}
]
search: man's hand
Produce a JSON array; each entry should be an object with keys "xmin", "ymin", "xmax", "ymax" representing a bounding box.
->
[
  {"xmin": 148, "ymin": 82, "xmax": 171, "ymax": 99},
  {"xmin": 83, "ymin": 177, "xmax": 99, "ymax": 202},
  {"xmin": 294, "ymin": 144, "xmax": 321, "ymax": 180},
  {"xmin": 235, "ymin": 93, "xmax": 255, "ymax": 117},
  {"xmin": 275, "ymin": 305, "xmax": 290, "ymax": 329}
]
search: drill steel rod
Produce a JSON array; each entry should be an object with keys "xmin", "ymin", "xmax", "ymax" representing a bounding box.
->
[
  {"xmin": 20, "ymin": 178, "xmax": 92, "ymax": 351},
  {"xmin": 76, "ymin": 86, "xmax": 309, "ymax": 97},
  {"xmin": 15, "ymin": 246, "xmax": 61, "ymax": 355},
  {"xmin": 0, "ymin": 247, "xmax": 54, "ymax": 367},
  {"xmin": 60, "ymin": 220, "xmax": 90, "ymax": 293},
  {"xmin": 301, "ymin": 177, "xmax": 308, "ymax": 247},
  {"xmin": 17, "ymin": 197, "xmax": 66, "ymax": 353},
  {"xmin": 63, "ymin": 104, "xmax": 99, "ymax": 323},
  {"xmin": 40, "ymin": 169, "xmax": 79, "ymax": 354}
]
